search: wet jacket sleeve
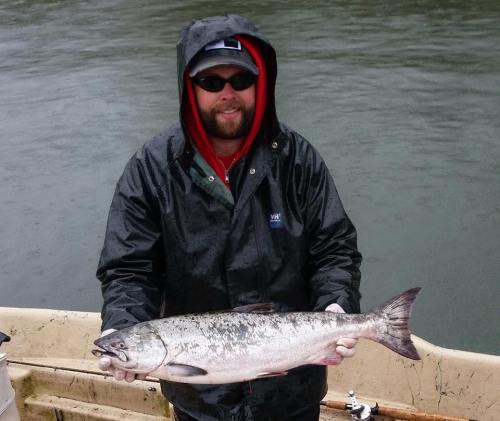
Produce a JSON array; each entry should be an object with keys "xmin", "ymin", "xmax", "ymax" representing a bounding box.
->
[
  {"xmin": 96, "ymin": 152, "xmax": 165, "ymax": 332},
  {"xmin": 303, "ymin": 148, "xmax": 362, "ymax": 314}
]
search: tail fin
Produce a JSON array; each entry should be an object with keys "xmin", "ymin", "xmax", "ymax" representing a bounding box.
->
[{"xmin": 371, "ymin": 287, "xmax": 421, "ymax": 360}]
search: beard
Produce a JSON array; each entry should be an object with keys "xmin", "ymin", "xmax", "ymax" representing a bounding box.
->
[{"xmin": 199, "ymin": 99, "xmax": 255, "ymax": 140}]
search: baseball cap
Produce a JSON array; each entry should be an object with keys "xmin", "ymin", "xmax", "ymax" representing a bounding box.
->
[{"xmin": 189, "ymin": 37, "xmax": 259, "ymax": 77}]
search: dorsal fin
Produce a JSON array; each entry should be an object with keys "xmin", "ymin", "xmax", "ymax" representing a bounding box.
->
[{"xmin": 232, "ymin": 303, "xmax": 275, "ymax": 313}]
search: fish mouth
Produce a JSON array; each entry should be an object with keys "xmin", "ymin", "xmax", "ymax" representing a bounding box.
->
[
  {"xmin": 91, "ymin": 348, "xmax": 128, "ymax": 362},
  {"xmin": 92, "ymin": 347, "xmax": 129, "ymax": 363}
]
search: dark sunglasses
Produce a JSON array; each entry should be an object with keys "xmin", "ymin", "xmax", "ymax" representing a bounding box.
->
[{"xmin": 193, "ymin": 72, "xmax": 256, "ymax": 92}]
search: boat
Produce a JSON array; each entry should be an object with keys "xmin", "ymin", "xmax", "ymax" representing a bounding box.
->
[{"xmin": 1, "ymin": 306, "xmax": 499, "ymax": 420}]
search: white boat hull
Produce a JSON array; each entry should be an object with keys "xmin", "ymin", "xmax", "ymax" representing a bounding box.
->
[{"xmin": 1, "ymin": 307, "xmax": 498, "ymax": 420}]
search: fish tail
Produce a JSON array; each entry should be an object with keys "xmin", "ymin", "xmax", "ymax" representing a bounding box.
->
[{"xmin": 370, "ymin": 287, "xmax": 422, "ymax": 360}]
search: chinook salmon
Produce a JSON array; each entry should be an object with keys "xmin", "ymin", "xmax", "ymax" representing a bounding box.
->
[{"xmin": 93, "ymin": 288, "xmax": 421, "ymax": 384}]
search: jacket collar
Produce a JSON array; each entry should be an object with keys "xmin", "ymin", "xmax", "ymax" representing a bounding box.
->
[{"xmin": 169, "ymin": 123, "xmax": 288, "ymax": 211}]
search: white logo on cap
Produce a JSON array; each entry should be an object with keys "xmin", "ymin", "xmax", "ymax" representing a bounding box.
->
[{"xmin": 205, "ymin": 38, "xmax": 242, "ymax": 52}]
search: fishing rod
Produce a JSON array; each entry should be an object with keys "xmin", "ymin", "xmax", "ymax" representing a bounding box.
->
[
  {"xmin": 1, "ymin": 330, "xmax": 160, "ymax": 386},
  {"xmin": 6, "ymin": 359, "xmax": 161, "ymax": 385},
  {"xmin": 5, "ymin": 357, "xmax": 479, "ymax": 421},
  {"xmin": 321, "ymin": 390, "xmax": 475, "ymax": 421}
]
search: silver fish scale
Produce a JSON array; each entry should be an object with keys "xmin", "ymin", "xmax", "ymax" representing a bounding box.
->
[
  {"xmin": 108, "ymin": 288, "xmax": 421, "ymax": 383},
  {"xmin": 145, "ymin": 311, "xmax": 366, "ymax": 382}
]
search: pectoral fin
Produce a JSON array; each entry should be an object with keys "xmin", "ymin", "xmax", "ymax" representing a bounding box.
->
[
  {"xmin": 256, "ymin": 371, "xmax": 288, "ymax": 378},
  {"xmin": 167, "ymin": 363, "xmax": 208, "ymax": 377}
]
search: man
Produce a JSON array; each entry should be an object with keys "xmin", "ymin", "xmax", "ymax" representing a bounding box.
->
[{"xmin": 97, "ymin": 15, "xmax": 361, "ymax": 421}]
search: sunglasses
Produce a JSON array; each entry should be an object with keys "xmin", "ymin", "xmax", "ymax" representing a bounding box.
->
[{"xmin": 193, "ymin": 72, "xmax": 256, "ymax": 92}]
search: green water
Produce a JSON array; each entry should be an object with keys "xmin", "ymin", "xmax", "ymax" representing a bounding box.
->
[{"xmin": 1, "ymin": 0, "xmax": 499, "ymax": 355}]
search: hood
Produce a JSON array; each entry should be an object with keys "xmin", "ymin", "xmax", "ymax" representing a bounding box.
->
[{"xmin": 176, "ymin": 15, "xmax": 279, "ymax": 152}]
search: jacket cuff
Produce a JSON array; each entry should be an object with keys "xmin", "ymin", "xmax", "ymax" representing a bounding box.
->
[{"xmin": 100, "ymin": 328, "xmax": 117, "ymax": 337}]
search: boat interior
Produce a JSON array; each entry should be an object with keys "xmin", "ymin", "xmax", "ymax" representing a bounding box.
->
[{"xmin": 1, "ymin": 307, "xmax": 498, "ymax": 420}]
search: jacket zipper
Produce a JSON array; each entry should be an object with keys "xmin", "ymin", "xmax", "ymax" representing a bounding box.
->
[{"xmin": 218, "ymin": 156, "xmax": 237, "ymax": 185}]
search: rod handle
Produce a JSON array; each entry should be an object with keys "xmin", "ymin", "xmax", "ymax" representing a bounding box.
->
[{"xmin": 320, "ymin": 400, "xmax": 475, "ymax": 421}]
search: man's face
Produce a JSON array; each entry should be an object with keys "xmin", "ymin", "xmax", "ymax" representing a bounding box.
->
[{"xmin": 193, "ymin": 65, "xmax": 256, "ymax": 140}]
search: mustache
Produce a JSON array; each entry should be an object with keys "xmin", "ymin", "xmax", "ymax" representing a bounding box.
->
[{"xmin": 213, "ymin": 100, "xmax": 244, "ymax": 113}]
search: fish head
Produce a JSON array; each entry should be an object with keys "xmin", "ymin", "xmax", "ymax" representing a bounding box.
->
[{"xmin": 93, "ymin": 325, "xmax": 167, "ymax": 374}]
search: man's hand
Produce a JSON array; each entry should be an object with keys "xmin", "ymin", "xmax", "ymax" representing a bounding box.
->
[
  {"xmin": 98, "ymin": 329, "xmax": 148, "ymax": 383},
  {"xmin": 324, "ymin": 303, "xmax": 358, "ymax": 365}
]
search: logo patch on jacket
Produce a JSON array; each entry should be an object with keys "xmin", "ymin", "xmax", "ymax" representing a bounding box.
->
[{"xmin": 269, "ymin": 213, "xmax": 283, "ymax": 229}]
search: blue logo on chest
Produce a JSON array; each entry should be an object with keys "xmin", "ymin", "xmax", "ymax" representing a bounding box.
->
[{"xmin": 269, "ymin": 213, "xmax": 283, "ymax": 229}]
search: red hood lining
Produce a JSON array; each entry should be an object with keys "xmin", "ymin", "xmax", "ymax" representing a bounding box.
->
[{"xmin": 182, "ymin": 35, "xmax": 267, "ymax": 186}]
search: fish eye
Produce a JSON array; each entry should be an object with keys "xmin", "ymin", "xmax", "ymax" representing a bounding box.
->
[{"xmin": 111, "ymin": 341, "xmax": 127, "ymax": 350}]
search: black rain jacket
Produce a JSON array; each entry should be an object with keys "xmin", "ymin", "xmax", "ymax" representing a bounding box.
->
[{"xmin": 97, "ymin": 14, "xmax": 361, "ymax": 421}]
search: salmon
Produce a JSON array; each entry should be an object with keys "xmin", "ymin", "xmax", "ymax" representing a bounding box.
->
[{"xmin": 93, "ymin": 288, "xmax": 421, "ymax": 384}]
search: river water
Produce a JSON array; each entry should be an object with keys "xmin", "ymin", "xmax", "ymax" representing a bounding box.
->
[{"xmin": 1, "ymin": 0, "xmax": 499, "ymax": 355}]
